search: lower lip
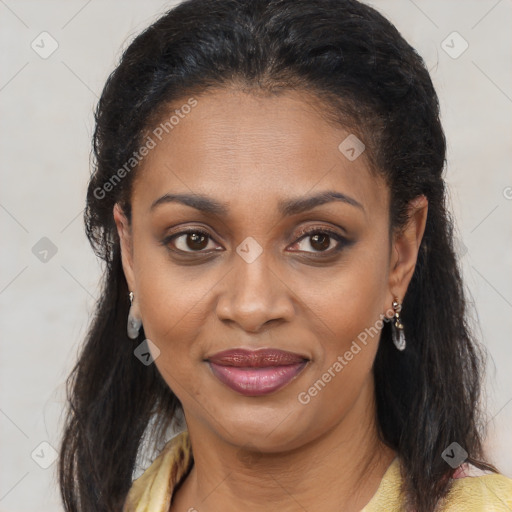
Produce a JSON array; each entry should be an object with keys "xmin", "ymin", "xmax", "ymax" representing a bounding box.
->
[{"xmin": 208, "ymin": 362, "xmax": 307, "ymax": 396}]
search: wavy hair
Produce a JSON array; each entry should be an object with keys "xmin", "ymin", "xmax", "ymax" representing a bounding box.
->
[{"xmin": 58, "ymin": 1, "xmax": 497, "ymax": 510}]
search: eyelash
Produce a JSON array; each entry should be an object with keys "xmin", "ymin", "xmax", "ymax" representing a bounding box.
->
[{"xmin": 162, "ymin": 226, "xmax": 347, "ymax": 256}]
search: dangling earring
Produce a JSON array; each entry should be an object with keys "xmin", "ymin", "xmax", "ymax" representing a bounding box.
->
[
  {"xmin": 391, "ymin": 297, "xmax": 406, "ymax": 351},
  {"xmin": 127, "ymin": 291, "xmax": 142, "ymax": 339}
]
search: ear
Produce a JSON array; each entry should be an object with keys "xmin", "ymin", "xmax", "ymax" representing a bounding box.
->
[
  {"xmin": 387, "ymin": 195, "xmax": 428, "ymax": 305},
  {"xmin": 113, "ymin": 203, "xmax": 136, "ymax": 292}
]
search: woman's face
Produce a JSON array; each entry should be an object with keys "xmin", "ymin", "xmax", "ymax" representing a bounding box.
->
[{"xmin": 115, "ymin": 88, "xmax": 426, "ymax": 452}]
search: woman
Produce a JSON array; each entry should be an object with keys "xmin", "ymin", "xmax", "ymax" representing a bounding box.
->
[{"xmin": 58, "ymin": 0, "xmax": 512, "ymax": 511}]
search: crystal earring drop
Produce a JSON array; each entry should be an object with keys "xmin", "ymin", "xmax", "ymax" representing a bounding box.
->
[
  {"xmin": 127, "ymin": 291, "xmax": 142, "ymax": 339},
  {"xmin": 391, "ymin": 297, "xmax": 406, "ymax": 351}
]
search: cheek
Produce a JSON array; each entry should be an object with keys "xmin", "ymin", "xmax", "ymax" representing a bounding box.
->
[
  {"xmin": 137, "ymin": 276, "xmax": 207, "ymax": 405},
  {"xmin": 136, "ymin": 266, "xmax": 213, "ymax": 358},
  {"xmin": 296, "ymin": 241, "xmax": 389, "ymax": 396},
  {"xmin": 132, "ymin": 224, "xmax": 214, "ymax": 339},
  {"xmin": 304, "ymin": 240, "xmax": 389, "ymax": 344},
  {"xmin": 132, "ymin": 243, "xmax": 235, "ymax": 405}
]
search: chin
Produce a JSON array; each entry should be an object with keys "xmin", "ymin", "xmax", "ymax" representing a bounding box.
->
[{"xmin": 208, "ymin": 401, "xmax": 318, "ymax": 452}]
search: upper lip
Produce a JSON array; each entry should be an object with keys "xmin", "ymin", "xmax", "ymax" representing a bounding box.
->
[{"xmin": 206, "ymin": 348, "xmax": 309, "ymax": 367}]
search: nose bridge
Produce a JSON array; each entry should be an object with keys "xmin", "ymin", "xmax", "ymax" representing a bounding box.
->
[
  {"xmin": 215, "ymin": 241, "xmax": 294, "ymax": 331},
  {"xmin": 235, "ymin": 245, "xmax": 274, "ymax": 299}
]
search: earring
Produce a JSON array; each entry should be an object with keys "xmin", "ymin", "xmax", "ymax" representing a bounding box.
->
[
  {"xmin": 127, "ymin": 291, "xmax": 142, "ymax": 339},
  {"xmin": 391, "ymin": 297, "xmax": 406, "ymax": 351}
]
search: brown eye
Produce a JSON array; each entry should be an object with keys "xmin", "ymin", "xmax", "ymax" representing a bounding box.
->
[
  {"xmin": 184, "ymin": 232, "xmax": 209, "ymax": 250},
  {"xmin": 291, "ymin": 228, "xmax": 346, "ymax": 254},
  {"xmin": 165, "ymin": 229, "xmax": 219, "ymax": 253},
  {"xmin": 309, "ymin": 233, "xmax": 331, "ymax": 251}
]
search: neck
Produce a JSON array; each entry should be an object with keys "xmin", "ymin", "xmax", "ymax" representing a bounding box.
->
[{"xmin": 172, "ymin": 376, "xmax": 396, "ymax": 512}]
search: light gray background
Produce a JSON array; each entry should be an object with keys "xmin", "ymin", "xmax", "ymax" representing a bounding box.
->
[{"xmin": 0, "ymin": 1, "xmax": 511, "ymax": 510}]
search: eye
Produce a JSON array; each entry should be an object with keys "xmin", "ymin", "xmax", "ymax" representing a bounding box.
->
[
  {"xmin": 289, "ymin": 227, "xmax": 347, "ymax": 254},
  {"xmin": 163, "ymin": 226, "xmax": 348, "ymax": 256},
  {"xmin": 164, "ymin": 228, "xmax": 221, "ymax": 253}
]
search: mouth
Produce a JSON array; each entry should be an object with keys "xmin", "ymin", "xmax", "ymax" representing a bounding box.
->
[{"xmin": 206, "ymin": 348, "xmax": 309, "ymax": 396}]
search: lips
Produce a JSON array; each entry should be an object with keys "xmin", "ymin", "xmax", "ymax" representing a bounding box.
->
[
  {"xmin": 207, "ymin": 348, "xmax": 307, "ymax": 367},
  {"xmin": 206, "ymin": 348, "xmax": 309, "ymax": 396}
]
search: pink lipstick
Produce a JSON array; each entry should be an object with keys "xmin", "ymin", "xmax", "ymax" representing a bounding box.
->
[{"xmin": 206, "ymin": 348, "xmax": 308, "ymax": 396}]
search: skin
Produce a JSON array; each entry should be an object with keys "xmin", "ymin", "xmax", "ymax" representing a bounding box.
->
[{"xmin": 114, "ymin": 88, "xmax": 428, "ymax": 512}]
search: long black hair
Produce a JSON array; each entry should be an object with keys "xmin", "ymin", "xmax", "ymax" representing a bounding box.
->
[{"xmin": 58, "ymin": 1, "xmax": 498, "ymax": 510}]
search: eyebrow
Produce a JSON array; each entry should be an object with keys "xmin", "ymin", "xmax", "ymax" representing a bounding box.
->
[{"xmin": 150, "ymin": 190, "xmax": 365, "ymax": 216}]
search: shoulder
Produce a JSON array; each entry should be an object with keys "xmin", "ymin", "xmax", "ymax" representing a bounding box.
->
[
  {"xmin": 440, "ymin": 463, "xmax": 512, "ymax": 511},
  {"xmin": 122, "ymin": 430, "xmax": 193, "ymax": 512},
  {"xmin": 363, "ymin": 458, "xmax": 512, "ymax": 512}
]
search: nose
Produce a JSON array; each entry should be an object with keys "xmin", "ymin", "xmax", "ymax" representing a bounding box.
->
[{"xmin": 215, "ymin": 250, "xmax": 295, "ymax": 333}]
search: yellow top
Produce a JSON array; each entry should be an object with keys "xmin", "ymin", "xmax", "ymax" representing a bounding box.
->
[{"xmin": 123, "ymin": 431, "xmax": 512, "ymax": 511}]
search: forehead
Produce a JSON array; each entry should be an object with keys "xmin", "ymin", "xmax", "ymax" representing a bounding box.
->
[{"xmin": 132, "ymin": 88, "xmax": 388, "ymax": 220}]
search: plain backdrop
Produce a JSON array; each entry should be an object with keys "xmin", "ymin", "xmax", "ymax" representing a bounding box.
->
[{"xmin": 0, "ymin": 1, "xmax": 511, "ymax": 510}]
